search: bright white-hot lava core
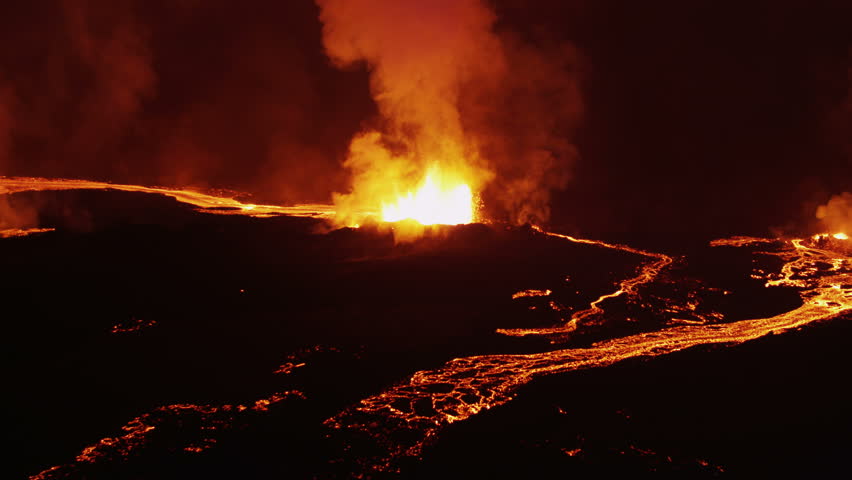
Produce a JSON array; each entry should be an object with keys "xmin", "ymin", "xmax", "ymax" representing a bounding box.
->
[{"xmin": 381, "ymin": 168, "xmax": 474, "ymax": 225}]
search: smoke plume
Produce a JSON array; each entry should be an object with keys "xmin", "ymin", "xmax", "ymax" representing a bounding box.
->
[
  {"xmin": 817, "ymin": 192, "xmax": 852, "ymax": 234},
  {"xmin": 463, "ymin": 33, "xmax": 582, "ymax": 224},
  {"xmin": 2, "ymin": 0, "xmax": 581, "ymax": 219},
  {"xmin": 316, "ymin": 0, "xmax": 582, "ymax": 225}
]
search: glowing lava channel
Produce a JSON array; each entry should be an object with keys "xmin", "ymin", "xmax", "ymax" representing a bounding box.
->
[
  {"xmin": 0, "ymin": 177, "xmax": 335, "ymax": 219},
  {"xmin": 0, "ymin": 227, "xmax": 55, "ymax": 238},
  {"xmin": 500, "ymin": 226, "xmax": 674, "ymax": 338},
  {"xmin": 381, "ymin": 169, "xmax": 474, "ymax": 226},
  {"xmin": 326, "ymin": 232, "xmax": 852, "ymax": 475}
]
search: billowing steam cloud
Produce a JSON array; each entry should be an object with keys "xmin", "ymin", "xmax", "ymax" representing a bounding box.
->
[
  {"xmin": 817, "ymin": 192, "xmax": 852, "ymax": 234},
  {"xmin": 1, "ymin": 0, "xmax": 581, "ymax": 224},
  {"xmin": 316, "ymin": 0, "xmax": 502, "ymax": 224},
  {"xmin": 316, "ymin": 0, "xmax": 582, "ymax": 225}
]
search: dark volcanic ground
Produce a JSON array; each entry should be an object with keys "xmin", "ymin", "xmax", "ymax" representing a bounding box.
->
[{"xmin": 3, "ymin": 189, "xmax": 851, "ymax": 479}]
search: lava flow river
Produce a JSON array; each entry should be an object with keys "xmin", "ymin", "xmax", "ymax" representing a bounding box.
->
[
  {"xmin": 0, "ymin": 176, "xmax": 336, "ymax": 222},
  {"xmin": 2, "ymin": 177, "xmax": 850, "ymax": 478},
  {"xmin": 326, "ymin": 232, "xmax": 852, "ymax": 474}
]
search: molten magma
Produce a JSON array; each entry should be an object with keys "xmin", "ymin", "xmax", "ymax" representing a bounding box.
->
[
  {"xmin": 326, "ymin": 231, "xmax": 852, "ymax": 474},
  {"xmin": 381, "ymin": 168, "xmax": 474, "ymax": 225},
  {"xmin": 329, "ymin": 132, "xmax": 488, "ymax": 232},
  {"xmin": 316, "ymin": 0, "xmax": 500, "ymax": 233},
  {"xmin": 0, "ymin": 177, "xmax": 335, "ymax": 219},
  {"xmin": 0, "ymin": 227, "xmax": 54, "ymax": 238}
]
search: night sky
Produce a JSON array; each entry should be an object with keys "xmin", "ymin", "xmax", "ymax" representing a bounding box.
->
[{"xmin": 0, "ymin": 0, "xmax": 849, "ymax": 236}]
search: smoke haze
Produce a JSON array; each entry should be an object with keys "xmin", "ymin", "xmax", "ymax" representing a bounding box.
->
[
  {"xmin": 0, "ymin": 0, "xmax": 368, "ymax": 204},
  {"xmin": 817, "ymin": 193, "xmax": 852, "ymax": 234},
  {"xmin": 464, "ymin": 33, "xmax": 582, "ymax": 224},
  {"xmin": 317, "ymin": 0, "xmax": 582, "ymax": 225},
  {"xmin": 0, "ymin": 0, "xmax": 848, "ymax": 235},
  {"xmin": 0, "ymin": 79, "xmax": 11, "ymax": 165}
]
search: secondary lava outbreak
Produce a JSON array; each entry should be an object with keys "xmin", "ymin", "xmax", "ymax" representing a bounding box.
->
[{"xmin": 3, "ymin": 179, "xmax": 850, "ymax": 478}]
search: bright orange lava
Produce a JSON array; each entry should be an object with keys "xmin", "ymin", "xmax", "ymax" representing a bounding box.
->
[
  {"xmin": 380, "ymin": 168, "xmax": 474, "ymax": 225},
  {"xmin": 0, "ymin": 227, "xmax": 55, "ymax": 238},
  {"xmin": 0, "ymin": 177, "xmax": 335, "ymax": 219},
  {"xmin": 0, "ymin": 175, "xmax": 479, "ymax": 230},
  {"xmin": 8, "ymin": 176, "xmax": 852, "ymax": 477},
  {"xmin": 326, "ymin": 230, "xmax": 852, "ymax": 473}
]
